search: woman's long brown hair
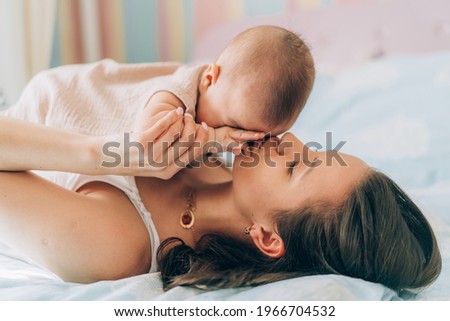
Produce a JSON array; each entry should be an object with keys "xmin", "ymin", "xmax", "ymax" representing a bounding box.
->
[{"xmin": 157, "ymin": 169, "xmax": 441, "ymax": 293}]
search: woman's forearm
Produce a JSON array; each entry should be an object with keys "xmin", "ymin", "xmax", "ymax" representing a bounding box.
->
[
  {"xmin": 1, "ymin": 110, "xmax": 208, "ymax": 177},
  {"xmin": 0, "ymin": 116, "xmax": 102, "ymax": 174}
]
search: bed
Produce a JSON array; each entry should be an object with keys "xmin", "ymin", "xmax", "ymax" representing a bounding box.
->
[{"xmin": 1, "ymin": 0, "xmax": 449, "ymax": 300}]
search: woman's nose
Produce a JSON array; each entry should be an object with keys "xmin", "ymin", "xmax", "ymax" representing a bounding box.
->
[
  {"xmin": 259, "ymin": 136, "xmax": 280, "ymax": 153},
  {"xmin": 280, "ymin": 132, "xmax": 307, "ymax": 151}
]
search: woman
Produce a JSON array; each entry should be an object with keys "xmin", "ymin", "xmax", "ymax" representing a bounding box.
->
[{"xmin": 0, "ymin": 110, "xmax": 441, "ymax": 294}]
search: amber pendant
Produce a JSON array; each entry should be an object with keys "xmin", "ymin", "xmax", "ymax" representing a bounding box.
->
[{"xmin": 180, "ymin": 209, "xmax": 195, "ymax": 229}]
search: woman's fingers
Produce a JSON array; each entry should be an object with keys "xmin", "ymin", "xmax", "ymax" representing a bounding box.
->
[
  {"xmin": 179, "ymin": 121, "xmax": 209, "ymax": 165},
  {"xmin": 146, "ymin": 109, "xmax": 184, "ymax": 163},
  {"xmin": 162, "ymin": 122, "xmax": 209, "ymax": 178},
  {"xmin": 177, "ymin": 114, "xmax": 197, "ymax": 153},
  {"xmin": 140, "ymin": 108, "xmax": 180, "ymax": 141},
  {"xmin": 168, "ymin": 117, "xmax": 208, "ymax": 167},
  {"xmin": 163, "ymin": 114, "xmax": 197, "ymax": 166}
]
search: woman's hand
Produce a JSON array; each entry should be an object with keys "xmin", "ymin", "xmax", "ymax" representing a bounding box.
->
[
  {"xmin": 0, "ymin": 110, "xmax": 208, "ymax": 179},
  {"xmin": 96, "ymin": 109, "xmax": 209, "ymax": 178}
]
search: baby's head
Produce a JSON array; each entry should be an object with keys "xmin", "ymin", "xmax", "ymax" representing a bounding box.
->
[{"xmin": 197, "ymin": 25, "xmax": 315, "ymax": 136}]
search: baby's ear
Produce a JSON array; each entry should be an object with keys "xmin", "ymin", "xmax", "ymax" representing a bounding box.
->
[{"xmin": 203, "ymin": 64, "xmax": 220, "ymax": 86}]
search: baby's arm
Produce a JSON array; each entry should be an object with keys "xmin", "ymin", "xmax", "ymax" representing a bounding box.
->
[
  {"xmin": 206, "ymin": 126, "xmax": 265, "ymax": 156},
  {"xmin": 134, "ymin": 91, "xmax": 185, "ymax": 132}
]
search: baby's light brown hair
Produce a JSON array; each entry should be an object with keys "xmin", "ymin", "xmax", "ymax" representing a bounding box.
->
[{"xmin": 217, "ymin": 25, "xmax": 315, "ymax": 130}]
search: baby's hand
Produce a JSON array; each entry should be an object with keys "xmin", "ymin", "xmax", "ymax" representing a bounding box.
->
[{"xmin": 206, "ymin": 125, "xmax": 266, "ymax": 156}]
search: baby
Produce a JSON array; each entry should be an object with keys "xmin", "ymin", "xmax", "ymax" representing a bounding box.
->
[
  {"xmin": 2, "ymin": 25, "xmax": 314, "ymax": 162},
  {"xmin": 136, "ymin": 25, "xmax": 315, "ymax": 155}
]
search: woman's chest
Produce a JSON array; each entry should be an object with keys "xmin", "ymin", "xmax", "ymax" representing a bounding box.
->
[{"xmin": 135, "ymin": 175, "xmax": 194, "ymax": 244}]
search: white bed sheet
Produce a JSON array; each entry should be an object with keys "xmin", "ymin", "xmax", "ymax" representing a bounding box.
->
[{"xmin": 1, "ymin": 51, "xmax": 449, "ymax": 300}]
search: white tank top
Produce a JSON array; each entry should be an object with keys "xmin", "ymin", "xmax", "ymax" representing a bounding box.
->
[{"xmin": 34, "ymin": 171, "xmax": 160, "ymax": 273}]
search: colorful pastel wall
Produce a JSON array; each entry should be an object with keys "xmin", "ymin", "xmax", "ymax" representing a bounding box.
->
[{"xmin": 50, "ymin": 0, "xmax": 390, "ymax": 66}]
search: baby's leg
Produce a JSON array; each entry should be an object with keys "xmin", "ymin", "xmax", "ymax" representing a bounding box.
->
[{"xmin": 0, "ymin": 171, "xmax": 151, "ymax": 283}]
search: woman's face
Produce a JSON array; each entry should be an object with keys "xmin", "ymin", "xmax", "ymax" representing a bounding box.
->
[{"xmin": 232, "ymin": 132, "xmax": 369, "ymax": 223}]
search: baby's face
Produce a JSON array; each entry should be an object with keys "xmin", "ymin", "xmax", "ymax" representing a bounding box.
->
[{"xmin": 196, "ymin": 83, "xmax": 290, "ymax": 136}]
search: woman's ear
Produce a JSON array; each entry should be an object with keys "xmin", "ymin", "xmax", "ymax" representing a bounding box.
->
[
  {"xmin": 250, "ymin": 225, "xmax": 285, "ymax": 259},
  {"xmin": 200, "ymin": 64, "xmax": 220, "ymax": 89}
]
